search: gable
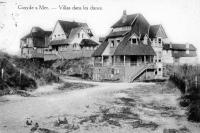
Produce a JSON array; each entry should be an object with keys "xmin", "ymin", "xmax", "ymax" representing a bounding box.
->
[
  {"xmin": 111, "ymin": 14, "xmax": 138, "ymax": 28},
  {"xmin": 51, "ymin": 21, "xmax": 66, "ymax": 41},
  {"xmin": 70, "ymin": 28, "xmax": 90, "ymax": 44},
  {"xmin": 156, "ymin": 26, "xmax": 167, "ymax": 38},
  {"xmin": 131, "ymin": 14, "xmax": 150, "ymax": 37}
]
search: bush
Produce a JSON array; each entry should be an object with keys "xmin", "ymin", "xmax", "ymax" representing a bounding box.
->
[
  {"xmin": 169, "ymin": 64, "xmax": 200, "ymax": 122},
  {"xmin": 188, "ymin": 100, "xmax": 200, "ymax": 122},
  {"xmin": 169, "ymin": 74, "xmax": 186, "ymax": 93}
]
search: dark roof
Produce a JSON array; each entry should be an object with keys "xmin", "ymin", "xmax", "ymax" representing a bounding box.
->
[
  {"xmin": 130, "ymin": 14, "xmax": 150, "ymax": 37},
  {"xmin": 163, "ymin": 43, "xmax": 196, "ymax": 51},
  {"xmin": 80, "ymin": 39, "xmax": 99, "ymax": 48},
  {"xmin": 114, "ymin": 31, "xmax": 155, "ymax": 56},
  {"xmin": 149, "ymin": 25, "xmax": 167, "ymax": 39},
  {"xmin": 107, "ymin": 30, "xmax": 129, "ymax": 38},
  {"xmin": 58, "ymin": 20, "xmax": 87, "ymax": 36},
  {"xmin": 92, "ymin": 13, "xmax": 151, "ymax": 57},
  {"xmin": 49, "ymin": 39, "xmax": 70, "ymax": 46},
  {"xmin": 21, "ymin": 27, "xmax": 51, "ymax": 40},
  {"xmin": 149, "ymin": 25, "xmax": 160, "ymax": 38},
  {"xmin": 112, "ymin": 14, "xmax": 138, "ymax": 28},
  {"xmin": 92, "ymin": 41, "xmax": 109, "ymax": 57},
  {"xmin": 172, "ymin": 51, "xmax": 197, "ymax": 58}
]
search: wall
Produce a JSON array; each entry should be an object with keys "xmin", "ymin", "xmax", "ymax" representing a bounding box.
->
[
  {"xmin": 92, "ymin": 63, "xmax": 156, "ymax": 82},
  {"xmin": 162, "ymin": 50, "xmax": 174, "ymax": 64},
  {"xmin": 70, "ymin": 29, "xmax": 90, "ymax": 44},
  {"xmin": 51, "ymin": 22, "xmax": 66, "ymax": 40}
]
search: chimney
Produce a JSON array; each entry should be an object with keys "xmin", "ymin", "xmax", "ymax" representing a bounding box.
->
[{"xmin": 122, "ymin": 10, "xmax": 127, "ymax": 23}]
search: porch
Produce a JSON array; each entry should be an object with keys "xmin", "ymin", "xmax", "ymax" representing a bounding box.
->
[{"xmin": 94, "ymin": 55, "xmax": 154, "ymax": 67}]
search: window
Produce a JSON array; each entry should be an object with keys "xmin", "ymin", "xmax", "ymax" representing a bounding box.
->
[
  {"xmin": 78, "ymin": 33, "xmax": 80, "ymax": 38},
  {"xmin": 131, "ymin": 38, "xmax": 137, "ymax": 44},
  {"xmin": 110, "ymin": 40, "xmax": 114, "ymax": 47},
  {"xmin": 158, "ymin": 38, "xmax": 162, "ymax": 44},
  {"xmin": 73, "ymin": 43, "xmax": 79, "ymax": 50},
  {"xmin": 111, "ymin": 68, "xmax": 115, "ymax": 74},
  {"xmin": 158, "ymin": 59, "xmax": 161, "ymax": 62},
  {"xmin": 54, "ymin": 35, "xmax": 56, "ymax": 37},
  {"xmin": 155, "ymin": 71, "xmax": 157, "ymax": 75},
  {"xmin": 58, "ymin": 34, "xmax": 60, "ymax": 37},
  {"xmin": 158, "ymin": 68, "xmax": 162, "ymax": 71},
  {"xmin": 82, "ymin": 34, "xmax": 84, "ymax": 38}
]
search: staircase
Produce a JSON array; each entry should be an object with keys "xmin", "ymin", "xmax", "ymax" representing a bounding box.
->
[{"xmin": 129, "ymin": 63, "xmax": 155, "ymax": 82}]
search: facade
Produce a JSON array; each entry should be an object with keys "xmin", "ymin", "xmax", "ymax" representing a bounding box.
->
[
  {"xmin": 92, "ymin": 11, "xmax": 156, "ymax": 82},
  {"xmin": 44, "ymin": 20, "xmax": 99, "ymax": 60},
  {"xmin": 20, "ymin": 27, "xmax": 51, "ymax": 59},
  {"xmin": 92, "ymin": 11, "xmax": 197, "ymax": 82},
  {"xmin": 149, "ymin": 24, "xmax": 168, "ymax": 78}
]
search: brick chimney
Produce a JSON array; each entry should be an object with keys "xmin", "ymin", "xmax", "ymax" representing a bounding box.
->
[{"xmin": 122, "ymin": 10, "xmax": 127, "ymax": 23}]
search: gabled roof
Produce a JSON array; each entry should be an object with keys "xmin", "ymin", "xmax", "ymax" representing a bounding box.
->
[
  {"xmin": 21, "ymin": 27, "xmax": 51, "ymax": 40},
  {"xmin": 92, "ymin": 13, "xmax": 152, "ymax": 57},
  {"xmin": 163, "ymin": 43, "xmax": 196, "ymax": 51},
  {"xmin": 92, "ymin": 41, "xmax": 109, "ymax": 57},
  {"xmin": 172, "ymin": 51, "xmax": 197, "ymax": 58},
  {"xmin": 149, "ymin": 24, "xmax": 167, "ymax": 39},
  {"xmin": 112, "ymin": 14, "xmax": 138, "ymax": 28},
  {"xmin": 58, "ymin": 20, "xmax": 88, "ymax": 36},
  {"xmin": 149, "ymin": 25, "xmax": 160, "ymax": 38},
  {"xmin": 80, "ymin": 39, "xmax": 99, "ymax": 48},
  {"xmin": 107, "ymin": 30, "xmax": 129, "ymax": 38},
  {"xmin": 114, "ymin": 31, "xmax": 155, "ymax": 56}
]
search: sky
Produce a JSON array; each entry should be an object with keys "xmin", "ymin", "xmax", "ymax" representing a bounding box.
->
[{"xmin": 0, "ymin": 0, "xmax": 200, "ymax": 61}]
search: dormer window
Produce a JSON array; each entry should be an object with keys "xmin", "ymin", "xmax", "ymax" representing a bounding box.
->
[
  {"xmin": 131, "ymin": 38, "xmax": 137, "ymax": 44},
  {"xmin": 110, "ymin": 40, "xmax": 115, "ymax": 48}
]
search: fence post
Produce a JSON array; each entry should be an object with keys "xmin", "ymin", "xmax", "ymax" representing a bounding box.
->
[
  {"xmin": 1, "ymin": 68, "xmax": 4, "ymax": 80},
  {"xmin": 185, "ymin": 79, "xmax": 188, "ymax": 94},
  {"xmin": 20, "ymin": 69, "xmax": 22, "ymax": 89},
  {"xmin": 195, "ymin": 76, "xmax": 198, "ymax": 88}
]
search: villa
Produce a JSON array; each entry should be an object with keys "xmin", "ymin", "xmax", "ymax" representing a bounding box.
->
[
  {"xmin": 44, "ymin": 20, "xmax": 99, "ymax": 60},
  {"xmin": 92, "ymin": 11, "xmax": 197, "ymax": 82}
]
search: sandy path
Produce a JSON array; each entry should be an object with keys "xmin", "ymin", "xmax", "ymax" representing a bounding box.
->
[{"xmin": 0, "ymin": 78, "xmax": 199, "ymax": 133}]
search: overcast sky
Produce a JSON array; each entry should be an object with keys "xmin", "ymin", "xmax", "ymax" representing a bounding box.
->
[{"xmin": 0, "ymin": 0, "xmax": 200, "ymax": 61}]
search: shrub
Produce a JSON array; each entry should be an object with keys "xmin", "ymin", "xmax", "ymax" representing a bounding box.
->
[
  {"xmin": 169, "ymin": 64, "xmax": 200, "ymax": 122},
  {"xmin": 169, "ymin": 74, "xmax": 186, "ymax": 94}
]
